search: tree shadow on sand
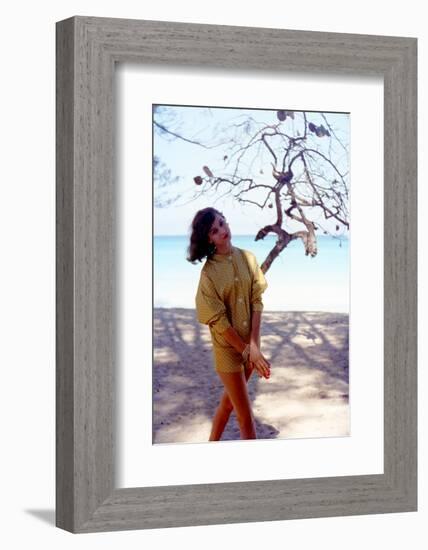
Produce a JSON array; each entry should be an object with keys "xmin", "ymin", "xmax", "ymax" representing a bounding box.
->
[{"xmin": 153, "ymin": 308, "xmax": 349, "ymax": 444}]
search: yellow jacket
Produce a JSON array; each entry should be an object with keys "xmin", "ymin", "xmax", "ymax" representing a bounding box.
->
[{"xmin": 195, "ymin": 246, "xmax": 268, "ymax": 373}]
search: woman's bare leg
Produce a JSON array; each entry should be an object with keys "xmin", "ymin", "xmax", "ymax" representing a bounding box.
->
[
  {"xmin": 209, "ymin": 365, "xmax": 254, "ymax": 441},
  {"xmin": 208, "ymin": 391, "xmax": 234, "ymax": 441},
  {"xmin": 210, "ymin": 366, "xmax": 256, "ymax": 440}
]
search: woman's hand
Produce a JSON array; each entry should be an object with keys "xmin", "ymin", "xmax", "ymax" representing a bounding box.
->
[{"xmin": 249, "ymin": 343, "xmax": 270, "ymax": 379}]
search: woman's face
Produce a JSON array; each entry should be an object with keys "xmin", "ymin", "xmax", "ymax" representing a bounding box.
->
[{"xmin": 208, "ymin": 213, "xmax": 231, "ymax": 248}]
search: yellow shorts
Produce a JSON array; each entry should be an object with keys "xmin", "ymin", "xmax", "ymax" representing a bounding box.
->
[{"xmin": 212, "ymin": 345, "xmax": 251, "ymax": 373}]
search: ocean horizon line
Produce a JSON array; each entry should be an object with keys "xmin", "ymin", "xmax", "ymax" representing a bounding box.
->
[{"xmin": 154, "ymin": 233, "xmax": 349, "ymax": 312}]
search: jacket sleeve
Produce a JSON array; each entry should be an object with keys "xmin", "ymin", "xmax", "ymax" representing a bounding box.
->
[
  {"xmin": 247, "ymin": 252, "xmax": 268, "ymax": 312},
  {"xmin": 195, "ymin": 271, "xmax": 232, "ymax": 334}
]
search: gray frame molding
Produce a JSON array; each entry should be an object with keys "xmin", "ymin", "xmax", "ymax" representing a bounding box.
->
[{"xmin": 56, "ymin": 16, "xmax": 417, "ymax": 533}]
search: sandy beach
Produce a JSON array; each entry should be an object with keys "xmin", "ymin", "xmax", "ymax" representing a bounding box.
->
[{"xmin": 153, "ymin": 308, "xmax": 349, "ymax": 444}]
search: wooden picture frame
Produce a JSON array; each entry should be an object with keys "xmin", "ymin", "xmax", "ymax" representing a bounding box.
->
[{"xmin": 56, "ymin": 16, "xmax": 417, "ymax": 533}]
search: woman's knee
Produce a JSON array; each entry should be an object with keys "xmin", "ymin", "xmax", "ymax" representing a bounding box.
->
[
  {"xmin": 221, "ymin": 392, "xmax": 233, "ymax": 412},
  {"xmin": 219, "ymin": 393, "xmax": 233, "ymax": 414}
]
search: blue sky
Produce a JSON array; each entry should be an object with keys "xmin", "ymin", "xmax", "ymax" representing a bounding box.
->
[{"xmin": 153, "ymin": 105, "xmax": 350, "ymax": 237}]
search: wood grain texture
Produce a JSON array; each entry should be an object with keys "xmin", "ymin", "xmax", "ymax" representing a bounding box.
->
[
  {"xmin": 56, "ymin": 17, "xmax": 75, "ymax": 532},
  {"xmin": 56, "ymin": 16, "xmax": 417, "ymax": 533}
]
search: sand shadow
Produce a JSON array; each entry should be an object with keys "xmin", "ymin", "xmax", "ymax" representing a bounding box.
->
[{"xmin": 153, "ymin": 308, "xmax": 349, "ymax": 443}]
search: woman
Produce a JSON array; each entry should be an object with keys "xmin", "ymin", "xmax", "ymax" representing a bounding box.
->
[{"xmin": 187, "ymin": 207, "xmax": 271, "ymax": 441}]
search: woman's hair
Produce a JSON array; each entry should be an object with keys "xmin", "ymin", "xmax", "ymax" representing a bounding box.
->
[{"xmin": 186, "ymin": 207, "xmax": 224, "ymax": 263}]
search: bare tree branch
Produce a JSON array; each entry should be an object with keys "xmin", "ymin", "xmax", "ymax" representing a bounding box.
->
[{"xmin": 154, "ymin": 108, "xmax": 349, "ymax": 273}]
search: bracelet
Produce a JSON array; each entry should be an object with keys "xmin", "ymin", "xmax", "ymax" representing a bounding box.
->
[{"xmin": 241, "ymin": 344, "xmax": 250, "ymax": 362}]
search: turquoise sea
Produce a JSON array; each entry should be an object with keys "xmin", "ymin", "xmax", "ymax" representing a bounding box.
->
[{"xmin": 154, "ymin": 235, "xmax": 349, "ymax": 313}]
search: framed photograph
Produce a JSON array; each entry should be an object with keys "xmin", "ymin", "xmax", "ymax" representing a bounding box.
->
[
  {"xmin": 56, "ymin": 16, "xmax": 417, "ymax": 532},
  {"xmin": 151, "ymin": 103, "xmax": 352, "ymax": 446}
]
